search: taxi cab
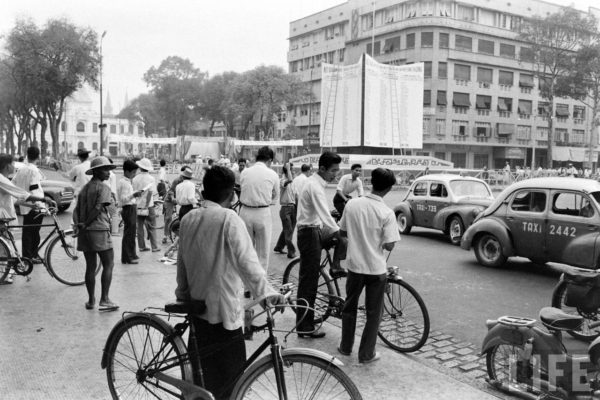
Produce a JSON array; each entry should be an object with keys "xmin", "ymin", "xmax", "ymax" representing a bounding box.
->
[
  {"xmin": 461, "ymin": 177, "xmax": 600, "ymax": 268},
  {"xmin": 394, "ymin": 174, "xmax": 494, "ymax": 245}
]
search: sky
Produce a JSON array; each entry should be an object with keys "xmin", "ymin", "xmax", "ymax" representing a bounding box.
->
[{"xmin": 0, "ymin": 0, "xmax": 597, "ymax": 113}]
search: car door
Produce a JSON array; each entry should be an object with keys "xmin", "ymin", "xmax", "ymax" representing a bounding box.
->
[
  {"xmin": 408, "ymin": 181, "xmax": 429, "ymax": 226},
  {"xmin": 504, "ymin": 189, "xmax": 547, "ymax": 258},
  {"xmin": 546, "ymin": 191, "xmax": 600, "ymax": 267},
  {"xmin": 427, "ymin": 181, "xmax": 449, "ymax": 228}
]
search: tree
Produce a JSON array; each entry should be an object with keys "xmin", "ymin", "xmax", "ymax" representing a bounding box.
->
[
  {"xmin": 519, "ymin": 7, "xmax": 598, "ymax": 167},
  {"xmin": 199, "ymin": 71, "xmax": 239, "ymax": 136},
  {"xmin": 143, "ymin": 56, "xmax": 206, "ymax": 138}
]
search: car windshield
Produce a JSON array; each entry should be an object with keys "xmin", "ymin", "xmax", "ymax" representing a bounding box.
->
[
  {"xmin": 591, "ymin": 192, "xmax": 600, "ymax": 205},
  {"xmin": 449, "ymin": 180, "xmax": 492, "ymax": 198}
]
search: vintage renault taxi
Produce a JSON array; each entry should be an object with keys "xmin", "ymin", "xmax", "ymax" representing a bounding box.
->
[
  {"xmin": 461, "ymin": 177, "xmax": 600, "ymax": 268},
  {"xmin": 394, "ymin": 174, "xmax": 494, "ymax": 245}
]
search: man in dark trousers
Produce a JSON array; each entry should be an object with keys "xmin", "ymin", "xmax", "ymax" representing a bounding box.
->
[{"xmin": 117, "ymin": 159, "xmax": 143, "ymax": 264}]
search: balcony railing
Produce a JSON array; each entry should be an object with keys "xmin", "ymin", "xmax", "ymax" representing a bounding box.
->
[
  {"xmin": 499, "ymin": 111, "xmax": 512, "ymax": 118},
  {"xmin": 454, "ymin": 79, "xmax": 470, "ymax": 86},
  {"xmin": 520, "ymin": 87, "xmax": 532, "ymax": 94},
  {"xmin": 453, "ymin": 107, "xmax": 468, "ymax": 114},
  {"xmin": 556, "ymin": 117, "xmax": 568, "ymax": 123},
  {"xmin": 478, "ymin": 82, "xmax": 491, "ymax": 89},
  {"xmin": 574, "ymin": 118, "xmax": 585, "ymax": 125},
  {"xmin": 477, "ymin": 109, "xmax": 490, "ymax": 116},
  {"xmin": 518, "ymin": 114, "xmax": 531, "ymax": 120}
]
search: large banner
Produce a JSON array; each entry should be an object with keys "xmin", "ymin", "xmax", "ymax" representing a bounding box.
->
[
  {"xmin": 319, "ymin": 55, "xmax": 424, "ymax": 149},
  {"xmin": 108, "ymin": 134, "xmax": 177, "ymax": 144},
  {"xmin": 290, "ymin": 154, "xmax": 453, "ymax": 171},
  {"xmin": 363, "ymin": 56, "xmax": 423, "ymax": 149},
  {"xmin": 232, "ymin": 139, "xmax": 302, "ymax": 147},
  {"xmin": 320, "ymin": 60, "xmax": 362, "ymax": 147}
]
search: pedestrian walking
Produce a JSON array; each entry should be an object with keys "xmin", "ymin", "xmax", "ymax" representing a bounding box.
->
[
  {"xmin": 175, "ymin": 168, "xmax": 197, "ymax": 220},
  {"xmin": 67, "ymin": 148, "xmax": 92, "ymax": 196},
  {"xmin": 239, "ymin": 146, "xmax": 279, "ymax": 271},
  {"xmin": 158, "ymin": 159, "xmax": 167, "ymax": 183},
  {"xmin": 333, "ymin": 163, "xmax": 364, "ymax": 216},
  {"xmin": 503, "ymin": 161, "xmax": 511, "ymax": 185},
  {"xmin": 273, "ymin": 162, "xmax": 296, "ymax": 258},
  {"xmin": 132, "ymin": 158, "xmax": 159, "ymax": 252},
  {"xmin": 12, "ymin": 146, "xmax": 45, "ymax": 263},
  {"xmin": 175, "ymin": 165, "xmax": 282, "ymax": 400},
  {"xmin": 0, "ymin": 154, "xmax": 55, "ymax": 284},
  {"xmin": 73, "ymin": 156, "xmax": 118, "ymax": 311},
  {"xmin": 337, "ymin": 168, "xmax": 401, "ymax": 364},
  {"xmin": 117, "ymin": 159, "xmax": 143, "ymax": 264},
  {"xmin": 162, "ymin": 166, "xmax": 191, "ymax": 243},
  {"xmin": 295, "ymin": 151, "xmax": 347, "ymax": 338}
]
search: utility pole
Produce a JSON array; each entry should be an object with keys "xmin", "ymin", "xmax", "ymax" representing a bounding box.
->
[{"xmin": 99, "ymin": 31, "xmax": 107, "ymax": 156}]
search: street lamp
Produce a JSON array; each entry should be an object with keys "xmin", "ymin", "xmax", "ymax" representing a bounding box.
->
[{"xmin": 99, "ymin": 30, "xmax": 107, "ymax": 156}]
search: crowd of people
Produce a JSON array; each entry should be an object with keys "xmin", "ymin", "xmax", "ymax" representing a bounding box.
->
[{"xmin": 0, "ymin": 145, "xmax": 401, "ymax": 399}]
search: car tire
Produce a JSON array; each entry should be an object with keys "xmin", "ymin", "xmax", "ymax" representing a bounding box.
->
[
  {"xmin": 474, "ymin": 233, "xmax": 507, "ymax": 268},
  {"xmin": 396, "ymin": 211, "xmax": 412, "ymax": 234},
  {"xmin": 448, "ymin": 216, "xmax": 464, "ymax": 246}
]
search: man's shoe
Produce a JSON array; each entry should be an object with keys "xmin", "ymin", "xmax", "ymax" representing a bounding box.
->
[
  {"xmin": 287, "ymin": 253, "xmax": 297, "ymax": 259},
  {"xmin": 31, "ymin": 257, "xmax": 44, "ymax": 264},
  {"xmin": 1, "ymin": 275, "xmax": 13, "ymax": 285},
  {"xmin": 274, "ymin": 248, "xmax": 286, "ymax": 254},
  {"xmin": 337, "ymin": 346, "xmax": 351, "ymax": 356},
  {"xmin": 297, "ymin": 331, "xmax": 326, "ymax": 339},
  {"xmin": 152, "ymin": 248, "xmax": 161, "ymax": 252},
  {"xmin": 123, "ymin": 260, "xmax": 139, "ymax": 264},
  {"xmin": 139, "ymin": 248, "xmax": 150, "ymax": 252},
  {"xmin": 359, "ymin": 352, "xmax": 381, "ymax": 364}
]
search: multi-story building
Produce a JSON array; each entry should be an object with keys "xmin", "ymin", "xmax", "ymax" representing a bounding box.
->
[
  {"xmin": 287, "ymin": 0, "xmax": 600, "ymax": 169},
  {"xmin": 59, "ymin": 86, "xmax": 145, "ymax": 158}
]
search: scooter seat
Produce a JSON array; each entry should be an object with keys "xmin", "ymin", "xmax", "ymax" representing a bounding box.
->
[
  {"xmin": 539, "ymin": 307, "xmax": 583, "ymax": 331},
  {"xmin": 565, "ymin": 270, "xmax": 600, "ymax": 286}
]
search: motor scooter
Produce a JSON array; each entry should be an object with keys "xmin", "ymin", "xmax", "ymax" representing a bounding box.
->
[{"xmin": 482, "ymin": 307, "xmax": 600, "ymax": 399}]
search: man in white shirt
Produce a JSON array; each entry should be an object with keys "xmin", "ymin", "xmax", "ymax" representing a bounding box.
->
[
  {"xmin": 290, "ymin": 164, "xmax": 311, "ymax": 204},
  {"xmin": 158, "ymin": 159, "xmax": 167, "ymax": 183},
  {"xmin": 117, "ymin": 159, "xmax": 143, "ymax": 264},
  {"xmin": 239, "ymin": 146, "xmax": 279, "ymax": 271},
  {"xmin": 333, "ymin": 163, "xmax": 364, "ymax": 216},
  {"xmin": 175, "ymin": 166, "xmax": 281, "ymax": 399},
  {"xmin": 0, "ymin": 154, "xmax": 54, "ymax": 284},
  {"xmin": 12, "ymin": 146, "xmax": 45, "ymax": 262},
  {"xmin": 67, "ymin": 148, "xmax": 92, "ymax": 196},
  {"xmin": 175, "ymin": 168, "xmax": 197, "ymax": 220},
  {"xmin": 295, "ymin": 151, "xmax": 346, "ymax": 338},
  {"xmin": 338, "ymin": 168, "xmax": 400, "ymax": 364},
  {"xmin": 132, "ymin": 158, "xmax": 159, "ymax": 252}
]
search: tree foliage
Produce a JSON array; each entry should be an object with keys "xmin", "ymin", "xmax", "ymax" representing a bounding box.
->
[{"xmin": 519, "ymin": 7, "xmax": 598, "ymax": 167}]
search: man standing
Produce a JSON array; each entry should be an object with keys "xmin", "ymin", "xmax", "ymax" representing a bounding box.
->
[
  {"xmin": 337, "ymin": 168, "xmax": 400, "ymax": 364},
  {"xmin": 73, "ymin": 156, "xmax": 118, "ymax": 311},
  {"xmin": 67, "ymin": 148, "xmax": 92, "ymax": 196},
  {"xmin": 0, "ymin": 154, "xmax": 55, "ymax": 284},
  {"xmin": 333, "ymin": 163, "xmax": 364, "ymax": 216},
  {"xmin": 290, "ymin": 164, "xmax": 312, "ymax": 204},
  {"xmin": 162, "ymin": 165, "xmax": 192, "ymax": 243},
  {"xmin": 175, "ymin": 168, "xmax": 197, "ymax": 220},
  {"xmin": 239, "ymin": 146, "xmax": 279, "ymax": 270},
  {"xmin": 12, "ymin": 146, "xmax": 45, "ymax": 263},
  {"xmin": 132, "ymin": 158, "xmax": 159, "ymax": 252},
  {"xmin": 234, "ymin": 158, "xmax": 247, "ymax": 187},
  {"xmin": 175, "ymin": 166, "xmax": 281, "ymax": 399},
  {"xmin": 296, "ymin": 151, "xmax": 346, "ymax": 338},
  {"xmin": 273, "ymin": 163, "xmax": 296, "ymax": 258},
  {"xmin": 117, "ymin": 160, "xmax": 143, "ymax": 264}
]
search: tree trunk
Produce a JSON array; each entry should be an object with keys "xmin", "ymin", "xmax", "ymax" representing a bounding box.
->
[{"xmin": 546, "ymin": 98, "xmax": 554, "ymax": 169}]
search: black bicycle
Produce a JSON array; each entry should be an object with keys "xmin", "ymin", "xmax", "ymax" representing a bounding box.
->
[
  {"xmin": 101, "ymin": 286, "xmax": 363, "ymax": 400},
  {"xmin": 0, "ymin": 207, "xmax": 97, "ymax": 285},
  {"xmin": 282, "ymin": 246, "xmax": 430, "ymax": 353}
]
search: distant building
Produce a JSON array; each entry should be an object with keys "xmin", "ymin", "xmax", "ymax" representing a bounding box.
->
[
  {"xmin": 58, "ymin": 86, "xmax": 145, "ymax": 157},
  {"xmin": 288, "ymin": 0, "xmax": 600, "ymax": 169}
]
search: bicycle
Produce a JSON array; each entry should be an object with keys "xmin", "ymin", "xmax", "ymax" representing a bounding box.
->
[
  {"xmin": 101, "ymin": 286, "xmax": 363, "ymax": 400},
  {"xmin": 0, "ymin": 207, "xmax": 98, "ymax": 286},
  {"xmin": 282, "ymin": 245, "xmax": 430, "ymax": 353}
]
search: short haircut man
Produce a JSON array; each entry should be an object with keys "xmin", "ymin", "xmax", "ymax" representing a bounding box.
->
[
  {"xmin": 27, "ymin": 146, "xmax": 40, "ymax": 162},
  {"xmin": 160, "ymin": 159, "xmax": 166, "ymax": 167},
  {"xmin": 203, "ymin": 166, "xmax": 236, "ymax": 203},
  {"xmin": 319, "ymin": 151, "xmax": 342, "ymax": 170},
  {"xmin": 351, "ymin": 163, "xmax": 361, "ymax": 171},
  {"xmin": 256, "ymin": 146, "xmax": 274, "ymax": 163},
  {"xmin": 0, "ymin": 154, "xmax": 14, "ymax": 172},
  {"xmin": 301, "ymin": 164, "xmax": 311, "ymax": 173},
  {"xmin": 123, "ymin": 159, "xmax": 139, "ymax": 172}
]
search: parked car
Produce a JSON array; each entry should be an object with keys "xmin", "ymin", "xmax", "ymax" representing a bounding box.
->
[
  {"xmin": 394, "ymin": 174, "xmax": 494, "ymax": 245},
  {"xmin": 461, "ymin": 177, "xmax": 600, "ymax": 269},
  {"xmin": 13, "ymin": 162, "xmax": 75, "ymax": 213}
]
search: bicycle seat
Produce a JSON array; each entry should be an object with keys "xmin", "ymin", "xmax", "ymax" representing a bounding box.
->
[
  {"xmin": 0, "ymin": 217, "xmax": 15, "ymax": 224},
  {"xmin": 539, "ymin": 307, "xmax": 583, "ymax": 331},
  {"xmin": 564, "ymin": 270, "xmax": 600, "ymax": 286},
  {"xmin": 165, "ymin": 300, "xmax": 206, "ymax": 315}
]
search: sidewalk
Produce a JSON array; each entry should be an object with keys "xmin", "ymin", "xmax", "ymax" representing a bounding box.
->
[{"xmin": 0, "ymin": 233, "xmax": 503, "ymax": 400}]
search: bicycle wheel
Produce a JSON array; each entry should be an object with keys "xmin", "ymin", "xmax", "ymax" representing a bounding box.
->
[
  {"xmin": 104, "ymin": 314, "xmax": 193, "ymax": 400},
  {"xmin": 45, "ymin": 231, "xmax": 98, "ymax": 286},
  {"xmin": 377, "ymin": 279, "xmax": 430, "ymax": 353},
  {"xmin": 486, "ymin": 343, "xmax": 526, "ymax": 385},
  {"xmin": 551, "ymin": 280, "xmax": 600, "ymax": 341},
  {"xmin": 282, "ymin": 258, "xmax": 335, "ymax": 325},
  {"xmin": 0, "ymin": 238, "xmax": 11, "ymax": 284},
  {"xmin": 232, "ymin": 353, "xmax": 362, "ymax": 400}
]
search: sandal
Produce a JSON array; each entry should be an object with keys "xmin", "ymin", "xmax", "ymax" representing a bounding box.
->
[
  {"xmin": 85, "ymin": 302, "xmax": 95, "ymax": 310},
  {"xmin": 99, "ymin": 301, "xmax": 119, "ymax": 312}
]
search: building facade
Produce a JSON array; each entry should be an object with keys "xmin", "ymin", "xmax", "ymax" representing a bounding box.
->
[
  {"xmin": 287, "ymin": 0, "xmax": 600, "ymax": 169},
  {"xmin": 59, "ymin": 86, "xmax": 145, "ymax": 158}
]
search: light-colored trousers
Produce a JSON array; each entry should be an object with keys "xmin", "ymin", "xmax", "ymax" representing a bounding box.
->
[{"xmin": 239, "ymin": 206, "xmax": 272, "ymax": 272}]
